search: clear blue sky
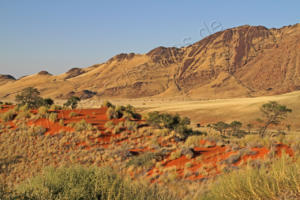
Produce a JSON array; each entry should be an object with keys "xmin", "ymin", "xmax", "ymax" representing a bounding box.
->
[{"xmin": 1, "ymin": 0, "xmax": 299, "ymax": 78}]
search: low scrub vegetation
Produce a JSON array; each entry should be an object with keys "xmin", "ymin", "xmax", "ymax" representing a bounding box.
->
[
  {"xmin": 105, "ymin": 102, "xmax": 140, "ymax": 120},
  {"xmin": 203, "ymin": 154, "xmax": 300, "ymax": 200},
  {"xmin": 145, "ymin": 111, "xmax": 202, "ymax": 138},
  {"xmin": 0, "ymin": 109, "xmax": 16, "ymax": 122},
  {"xmin": 0, "ymin": 99, "xmax": 298, "ymax": 200},
  {"xmin": 63, "ymin": 96, "xmax": 81, "ymax": 109},
  {"xmin": 69, "ymin": 119, "xmax": 94, "ymax": 132},
  {"xmin": 1, "ymin": 166, "xmax": 175, "ymax": 200}
]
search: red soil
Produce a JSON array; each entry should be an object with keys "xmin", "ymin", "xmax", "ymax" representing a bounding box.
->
[
  {"xmin": 0, "ymin": 105, "xmax": 296, "ymax": 183},
  {"xmin": 28, "ymin": 118, "xmax": 74, "ymax": 135}
]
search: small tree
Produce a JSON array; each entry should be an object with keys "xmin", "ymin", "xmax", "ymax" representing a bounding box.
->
[
  {"xmin": 246, "ymin": 123, "xmax": 253, "ymax": 134},
  {"xmin": 64, "ymin": 96, "xmax": 80, "ymax": 109},
  {"xmin": 230, "ymin": 121, "xmax": 242, "ymax": 135},
  {"xmin": 15, "ymin": 87, "xmax": 43, "ymax": 108},
  {"xmin": 212, "ymin": 121, "xmax": 229, "ymax": 136},
  {"xmin": 257, "ymin": 101, "xmax": 292, "ymax": 137}
]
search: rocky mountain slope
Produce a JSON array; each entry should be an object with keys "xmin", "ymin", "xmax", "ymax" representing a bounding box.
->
[{"xmin": 1, "ymin": 23, "xmax": 300, "ymax": 100}]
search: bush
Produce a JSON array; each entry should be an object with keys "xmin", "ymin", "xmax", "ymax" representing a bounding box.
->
[
  {"xmin": 102, "ymin": 100, "xmax": 113, "ymax": 108},
  {"xmin": 42, "ymin": 98, "xmax": 54, "ymax": 107},
  {"xmin": 50, "ymin": 104, "xmax": 62, "ymax": 110},
  {"xmin": 16, "ymin": 166, "xmax": 176, "ymax": 200},
  {"xmin": 146, "ymin": 112, "xmax": 191, "ymax": 137},
  {"xmin": 63, "ymin": 96, "xmax": 80, "ymax": 109},
  {"xmin": 106, "ymin": 106, "xmax": 122, "ymax": 119}
]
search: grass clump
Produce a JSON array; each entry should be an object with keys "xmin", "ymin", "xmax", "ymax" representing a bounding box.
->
[
  {"xmin": 112, "ymin": 122, "xmax": 124, "ymax": 134},
  {"xmin": 169, "ymin": 150, "xmax": 182, "ymax": 160},
  {"xmin": 16, "ymin": 166, "xmax": 176, "ymax": 200},
  {"xmin": 1, "ymin": 109, "xmax": 16, "ymax": 122},
  {"xmin": 38, "ymin": 106, "xmax": 48, "ymax": 118},
  {"xmin": 48, "ymin": 112, "xmax": 58, "ymax": 122},
  {"xmin": 104, "ymin": 120, "xmax": 114, "ymax": 129},
  {"xmin": 124, "ymin": 119, "xmax": 138, "ymax": 132},
  {"xmin": 203, "ymin": 154, "xmax": 300, "ymax": 200},
  {"xmin": 73, "ymin": 120, "xmax": 94, "ymax": 132},
  {"xmin": 28, "ymin": 125, "xmax": 47, "ymax": 136},
  {"xmin": 184, "ymin": 135, "xmax": 204, "ymax": 148},
  {"xmin": 69, "ymin": 112, "xmax": 79, "ymax": 117},
  {"xmin": 127, "ymin": 152, "xmax": 163, "ymax": 168}
]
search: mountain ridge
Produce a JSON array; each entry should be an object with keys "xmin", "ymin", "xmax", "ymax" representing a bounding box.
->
[{"xmin": 1, "ymin": 23, "xmax": 300, "ymax": 100}]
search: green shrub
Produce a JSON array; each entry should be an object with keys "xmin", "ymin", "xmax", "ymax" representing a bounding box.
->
[
  {"xmin": 106, "ymin": 106, "xmax": 122, "ymax": 119},
  {"xmin": 63, "ymin": 96, "xmax": 80, "ymax": 109},
  {"xmin": 16, "ymin": 166, "xmax": 176, "ymax": 200},
  {"xmin": 146, "ymin": 112, "xmax": 190, "ymax": 131},
  {"xmin": 42, "ymin": 98, "xmax": 54, "ymax": 107},
  {"xmin": 50, "ymin": 104, "xmax": 62, "ymax": 110},
  {"xmin": 102, "ymin": 100, "xmax": 113, "ymax": 108}
]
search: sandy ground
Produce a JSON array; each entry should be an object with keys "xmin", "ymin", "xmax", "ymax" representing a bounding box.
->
[{"xmin": 71, "ymin": 91, "xmax": 300, "ymax": 131}]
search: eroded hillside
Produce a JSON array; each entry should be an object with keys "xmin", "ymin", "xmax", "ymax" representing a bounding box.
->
[{"xmin": 1, "ymin": 23, "xmax": 300, "ymax": 100}]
